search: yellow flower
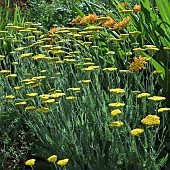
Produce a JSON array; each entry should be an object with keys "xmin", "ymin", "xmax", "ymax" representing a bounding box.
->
[
  {"xmin": 109, "ymin": 88, "xmax": 125, "ymax": 94},
  {"xmin": 131, "ymin": 128, "xmax": 144, "ymax": 136},
  {"xmin": 25, "ymin": 106, "xmax": 37, "ymax": 110},
  {"xmin": 15, "ymin": 101, "xmax": 27, "ymax": 106},
  {"xmin": 40, "ymin": 70, "xmax": 46, "ymax": 73},
  {"xmin": 0, "ymin": 70, "xmax": 10, "ymax": 74},
  {"xmin": 158, "ymin": 108, "xmax": 170, "ymax": 113},
  {"xmin": 14, "ymin": 86, "xmax": 24, "ymax": 90},
  {"xmin": 25, "ymin": 159, "xmax": 36, "ymax": 166},
  {"xmin": 148, "ymin": 96, "xmax": 166, "ymax": 101},
  {"xmin": 42, "ymin": 99, "xmax": 55, "ymax": 104},
  {"xmin": 47, "ymin": 155, "xmax": 57, "ymax": 163},
  {"xmin": 137, "ymin": 93, "xmax": 150, "ymax": 98},
  {"xmin": 109, "ymin": 121, "xmax": 124, "ymax": 127},
  {"xmin": 0, "ymin": 55, "xmax": 5, "ymax": 61},
  {"xmin": 82, "ymin": 62, "xmax": 95, "ymax": 66},
  {"xmin": 141, "ymin": 115, "xmax": 160, "ymax": 126},
  {"xmin": 57, "ymin": 158, "xmax": 69, "ymax": 166},
  {"xmin": 64, "ymin": 59, "xmax": 77, "ymax": 63},
  {"xmin": 103, "ymin": 67, "xmax": 118, "ymax": 72},
  {"xmin": 36, "ymin": 107, "xmax": 50, "ymax": 113},
  {"xmin": 111, "ymin": 109, "xmax": 122, "ymax": 116},
  {"xmin": 81, "ymin": 67, "xmax": 95, "ymax": 71},
  {"xmin": 26, "ymin": 93, "xmax": 38, "ymax": 97},
  {"xmin": 11, "ymin": 62, "xmax": 18, "ymax": 65},
  {"xmin": 32, "ymin": 76, "xmax": 46, "ymax": 80},
  {"xmin": 51, "ymin": 93, "xmax": 65, "ymax": 98},
  {"xmin": 39, "ymin": 94, "xmax": 51, "ymax": 99},
  {"xmin": 79, "ymin": 80, "xmax": 91, "ymax": 83},
  {"xmin": 5, "ymin": 95, "xmax": 15, "ymax": 99},
  {"xmin": 66, "ymin": 96, "xmax": 76, "ymax": 100},
  {"xmin": 109, "ymin": 102, "xmax": 125, "ymax": 107},
  {"xmin": 20, "ymin": 53, "xmax": 33, "ymax": 59},
  {"xmin": 6, "ymin": 74, "xmax": 17, "ymax": 78},
  {"xmin": 31, "ymin": 83, "xmax": 42, "ymax": 88},
  {"xmin": 32, "ymin": 54, "xmax": 46, "ymax": 60},
  {"xmin": 67, "ymin": 88, "xmax": 80, "ymax": 91}
]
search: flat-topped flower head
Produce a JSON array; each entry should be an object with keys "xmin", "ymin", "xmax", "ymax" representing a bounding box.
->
[
  {"xmin": 15, "ymin": 101, "xmax": 27, "ymax": 106},
  {"xmin": 158, "ymin": 108, "xmax": 170, "ymax": 113},
  {"xmin": 26, "ymin": 93, "xmax": 38, "ymax": 97},
  {"xmin": 6, "ymin": 74, "xmax": 17, "ymax": 78},
  {"xmin": 66, "ymin": 96, "xmax": 77, "ymax": 100},
  {"xmin": 36, "ymin": 107, "xmax": 50, "ymax": 113},
  {"xmin": 109, "ymin": 121, "xmax": 124, "ymax": 127},
  {"xmin": 111, "ymin": 109, "xmax": 122, "ymax": 116},
  {"xmin": 131, "ymin": 128, "xmax": 144, "ymax": 136},
  {"xmin": 25, "ymin": 106, "xmax": 37, "ymax": 110},
  {"xmin": 25, "ymin": 159, "xmax": 36, "ymax": 166},
  {"xmin": 47, "ymin": 155, "xmax": 57, "ymax": 163},
  {"xmin": 67, "ymin": 88, "xmax": 80, "ymax": 91},
  {"xmin": 109, "ymin": 102, "xmax": 125, "ymax": 107},
  {"xmin": 137, "ymin": 93, "xmax": 150, "ymax": 98},
  {"xmin": 42, "ymin": 99, "xmax": 55, "ymax": 104},
  {"xmin": 79, "ymin": 80, "xmax": 91, "ymax": 83},
  {"xmin": 5, "ymin": 95, "xmax": 15, "ymax": 99},
  {"xmin": 109, "ymin": 88, "xmax": 125, "ymax": 94},
  {"xmin": 39, "ymin": 94, "xmax": 51, "ymax": 99},
  {"xmin": 103, "ymin": 67, "xmax": 118, "ymax": 72},
  {"xmin": 141, "ymin": 115, "xmax": 160, "ymax": 126},
  {"xmin": 57, "ymin": 158, "xmax": 69, "ymax": 166},
  {"xmin": 148, "ymin": 96, "xmax": 166, "ymax": 102},
  {"xmin": 50, "ymin": 93, "xmax": 65, "ymax": 98}
]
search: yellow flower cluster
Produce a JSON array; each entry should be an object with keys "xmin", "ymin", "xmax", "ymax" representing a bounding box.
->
[
  {"xmin": 25, "ymin": 159, "xmax": 36, "ymax": 166},
  {"xmin": 141, "ymin": 115, "xmax": 160, "ymax": 126},
  {"xmin": 47, "ymin": 155, "xmax": 69, "ymax": 166},
  {"xmin": 47, "ymin": 155, "xmax": 57, "ymax": 162},
  {"xmin": 131, "ymin": 128, "xmax": 144, "ymax": 136},
  {"xmin": 109, "ymin": 88, "xmax": 125, "ymax": 94},
  {"xmin": 158, "ymin": 108, "xmax": 170, "ymax": 113},
  {"xmin": 148, "ymin": 96, "xmax": 166, "ymax": 101},
  {"xmin": 109, "ymin": 102, "xmax": 125, "ymax": 107},
  {"xmin": 57, "ymin": 158, "xmax": 69, "ymax": 166},
  {"xmin": 137, "ymin": 93, "xmax": 150, "ymax": 98},
  {"xmin": 109, "ymin": 121, "xmax": 124, "ymax": 127},
  {"xmin": 111, "ymin": 109, "xmax": 122, "ymax": 116}
]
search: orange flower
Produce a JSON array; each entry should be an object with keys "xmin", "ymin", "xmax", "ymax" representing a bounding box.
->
[
  {"xmin": 50, "ymin": 27, "xmax": 58, "ymax": 33},
  {"xmin": 117, "ymin": 2, "xmax": 128, "ymax": 10},
  {"xmin": 112, "ymin": 17, "xmax": 130, "ymax": 30},
  {"xmin": 70, "ymin": 15, "xmax": 82, "ymax": 24},
  {"xmin": 133, "ymin": 5, "xmax": 141, "ymax": 12},
  {"xmin": 103, "ymin": 17, "xmax": 116, "ymax": 27},
  {"xmin": 80, "ymin": 14, "xmax": 98, "ymax": 25},
  {"xmin": 129, "ymin": 55, "xmax": 147, "ymax": 72},
  {"xmin": 122, "ymin": 2, "xmax": 128, "ymax": 8}
]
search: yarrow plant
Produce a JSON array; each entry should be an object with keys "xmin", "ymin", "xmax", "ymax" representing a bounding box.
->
[{"xmin": 0, "ymin": 1, "xmax": 169, "ymax": 169}]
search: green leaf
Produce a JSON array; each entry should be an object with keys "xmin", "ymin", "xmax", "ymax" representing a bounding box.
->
[
  {"xmin": 155, "ymin": 0, "xmax": 170, "ymax": 24},
  {"xmin": 143, "ymin": 53, "xmax": 165, "ymax": 80},
  {"xmin": 73, "ymin": 5, "xmax": 85, "ymax": 18}
]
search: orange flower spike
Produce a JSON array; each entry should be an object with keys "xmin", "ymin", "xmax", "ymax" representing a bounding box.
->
[
  {"xmin": 129, "ymin": 55, "xmax": 147, "ymax": 72},
  {"xmin": 122, "ymin": 2, "xmax": 128, "ymax": 8},
  {"xmin": 103, "ymin": 17, "xmax": 116, "ymax": 27},
  {"xmin": 70, "ymin": 15, "xmax": 82, "ymax": 24},
  {"xmin": 80, "ymin": 14, "xmax": 98, "ymax": 25},
  {"xmin": 50, "ymin": 27, "xmax": 58, "ymax": 33},
  {"xmin": 133, "ymin": 5, "xmax": 141, "ymax": 12}
]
